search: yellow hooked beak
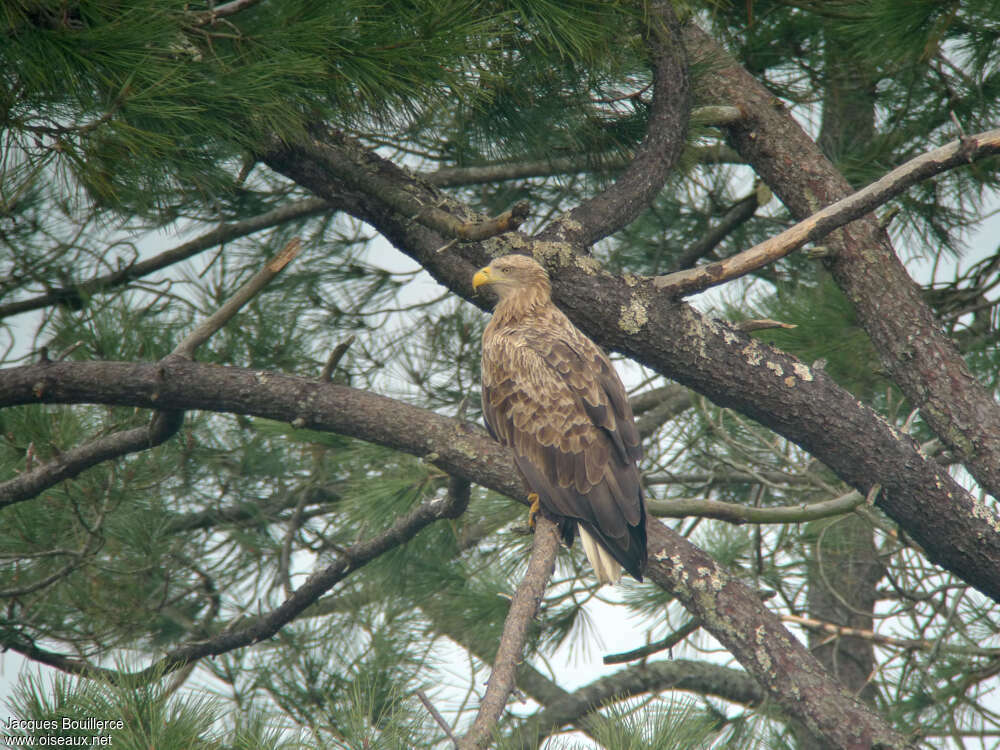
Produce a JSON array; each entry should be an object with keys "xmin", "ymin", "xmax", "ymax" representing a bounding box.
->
[{"xmin": 472, "ymin": 265, "xmax": 493, "ymax": 291}]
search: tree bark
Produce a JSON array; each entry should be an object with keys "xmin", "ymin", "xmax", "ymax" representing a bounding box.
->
[
  {"xmin": 685, "ymin": 23, "xmax": 1000, "ymax": 501},
  {"xmin": 0, "ymin": 357, "xmax": 911, "ymax": 748},
  {"xmin": 260, "ymin": 102, "xmax": 1000, "ymax": 606}
]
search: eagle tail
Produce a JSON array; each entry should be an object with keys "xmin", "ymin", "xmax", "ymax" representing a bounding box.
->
[{"xmin": 579, "ymin": 526, "xmax": 623, "ymax": 585}]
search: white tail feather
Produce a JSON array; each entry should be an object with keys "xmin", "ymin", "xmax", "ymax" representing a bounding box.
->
[{"xmin": 579, "ymin": 526, "xmax": 622, "ymax": 585}]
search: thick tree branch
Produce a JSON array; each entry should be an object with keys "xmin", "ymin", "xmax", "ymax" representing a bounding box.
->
[
  {"xmin": 645, "ymin": 521, "xmax": 909, "ymax": 749},
  {"xmin": 458, "ymin": 514, "xmax": 561, "ymax": 750},
  {"xmin": 653, "ymin": 127, "xmax": 1000, "ymax": 297},
  {"xmin": 537, "ymin": 0, "xmax": 690, "ymax": 247},
  {"xmin": 686, "ymin": 23, "xmax": 1000, "ymax": 500},
  {"xmin": 0, "ymin": 358, "xmax": 908, "ymax": 745},
  {"xmin": 261, "ymin": 131, "xmax": 526, "ymax": 245}
]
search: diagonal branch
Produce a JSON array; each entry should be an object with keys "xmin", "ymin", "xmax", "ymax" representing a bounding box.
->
[
  {"xmin": 602, "ymin": 618, "xmax": 701, "ymax": 665},
  {"xmin": 0, "ymin": 410, "xmax": 182, "ymax": 510},
  {"xmin": 0, "ymin": 477, "xmax": 469, "ymax": 683},
  {"xmin": 457, "ymin": 513, "xmax": 561, "ymax": 750},
  {"xmin": 261, "ymin": 131, "xmax": 527, "ymax": 246},
  {"xmin": 0, "ymin": 198, "xmax": 327, "ymax": 321},
  {"xmin": 653, "ymin": 127, "xmax": 1000, "ymax": 297},
  {"xmin": 671, "ymin": 189, "xmax": 762, "ymax": 271},
  {"xmin": 645, "ymin": 521, "xmax": 909, "ymax": 748}
]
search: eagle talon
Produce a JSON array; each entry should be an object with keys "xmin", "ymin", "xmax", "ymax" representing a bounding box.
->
[{"xmin": 527, "ymin": 493, "xmax": 540, "ymax": 529}]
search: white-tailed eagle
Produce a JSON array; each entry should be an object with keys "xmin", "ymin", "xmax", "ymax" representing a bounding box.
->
[{"xmin": 474, "ymin": 254, "xmax": 647, "ymax": 584}]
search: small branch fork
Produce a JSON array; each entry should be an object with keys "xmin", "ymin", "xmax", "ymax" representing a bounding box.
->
[
  {"xmin": 603, "ymin": 618, "xmax": 701, "ymax": 665},
  {"xmin": 653, "ymin": 127, "xmax": 1000, "ymax": 297},
  {"xmin": 456, "ymin": 514, "xmax": 561, "ymax": 750}
]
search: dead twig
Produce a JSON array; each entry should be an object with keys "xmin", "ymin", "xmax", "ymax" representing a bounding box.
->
[{"xmin": 417, "ymin": 689, "xmax": 460, "ymax": 748}]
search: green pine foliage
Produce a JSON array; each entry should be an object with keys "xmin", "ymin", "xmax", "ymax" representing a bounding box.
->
[{"xmin": 6, "ymin": 667, "xmax": 305, "ymax": 750}]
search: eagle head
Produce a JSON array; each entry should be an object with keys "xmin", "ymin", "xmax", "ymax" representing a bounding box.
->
[{"xmin": 473, "ymin": 255, "xmax": 551, "ymax": 301}]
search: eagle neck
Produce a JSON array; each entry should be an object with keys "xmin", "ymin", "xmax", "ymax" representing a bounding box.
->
[{"xmin": 491, "ymin": 286, "xmax": 551, "ymax": 328}]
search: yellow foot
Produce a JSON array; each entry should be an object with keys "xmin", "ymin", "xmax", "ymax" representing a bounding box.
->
[{"xmin": 527, "ymin": 493, "xmax": 540, "ymax": 529}]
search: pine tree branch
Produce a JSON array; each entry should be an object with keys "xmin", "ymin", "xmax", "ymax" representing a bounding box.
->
[
  {"xmin": 262, "ymin": 132, "xmax": 528, "ymax": 246},
  {"xmin": 602, "ymin": 618, "xmax": 701, "ymax": 664},
  {"xmin": 652, "ymin": 126, "xmax": 1000, "ymax": 297},
  {"xmin": 782, "ymin": 614, "xmax": 1000, "ymax": 658},
  {"xmin": 457, "ymin": 513, "xmax": 561, "ymax": 750},
  {"xmin": 0, "ymin": 410, "xmax": 182, "ymax": 510},
  {"xmin": 632, "ymin": 385, "xmax": 692, "ymax": 439},
  {"xmin": 171, "ymin": 236, "xmax": 300, "ymax": 358},
  {"xmin": 425, "ymin": 143, "xmax": 740, "ymax": 188},
  {"xmin": 670, "ymin": 190, "xmax": 761, "ymax": 271},
  {"xmin": 0, "ymin": 241, "xmax": 299, "ymax": 510},
  {"xmin": 647, "ymin": 488, "xmax": 867, "ymax": 525},
  {"xmin": 643, "ymin": 469, "xmax": 816, "ymax": 487},
  {"xmin": 417, "ymin": 689, "xmax": 460, "ymax": 747},
  {"xmin": 164, "ymin": 484, "xmax": 341, "ymax": 533},
  {"xmin": 537, "ymin": 0, "xmax": 689, "ymax": 248},
  {"xmin": 684, "ymin": 23, "xmax": 1000, "ymax": 502},
  {"xmin": 414, "ymin": 585, "xmax": 760, "ymax": 750},
  {"xmin": 0, "ymin": 357, "xmax": 913, "ymax": 745},
  {"xmin": 0, "ymin": 479, "xmax": 470, "ymax": 684},
  {"xmin": 0, "ymin": 198, "xmax": 327, "ymax": 321},
  {"xmin": 511, "ymin": 659, "xmax": 763, "ymax": 749}
]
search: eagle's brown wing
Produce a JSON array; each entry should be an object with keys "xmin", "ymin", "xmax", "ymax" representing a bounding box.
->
[{"xmin": 481, "ymin": 308, "xmax": 646, "ymax": 580}]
